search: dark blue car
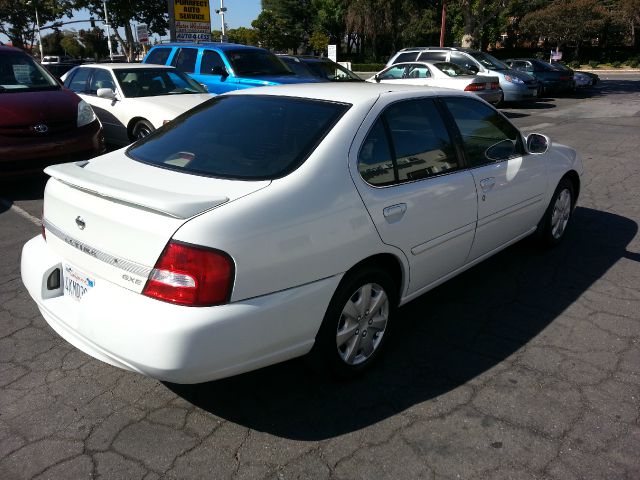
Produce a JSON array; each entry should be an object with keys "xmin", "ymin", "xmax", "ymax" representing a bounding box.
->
[{"xmin": 142, "ymin": 43, "xmax": 320, "ymax": 94}]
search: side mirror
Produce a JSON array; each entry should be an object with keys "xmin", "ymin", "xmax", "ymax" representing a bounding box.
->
[
  {"xmin": 374, "ymin": 74, "xmax": 381, "ymax": 83},
  {"xmin": 526, "ymin": 133, "xmax": 550, "ymax": 154},
  {"xmin": 210, "ymin": 65, "xmax": 229, "ymax": 78},
  {"xmin": 96, "ymin": 87, "xmax": 116, "ymax": 100}
]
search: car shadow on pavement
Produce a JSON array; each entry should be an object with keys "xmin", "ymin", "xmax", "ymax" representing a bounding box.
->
[{"xmin": 171, "ymin": 206, "xmax": 637, "ymax": 440}]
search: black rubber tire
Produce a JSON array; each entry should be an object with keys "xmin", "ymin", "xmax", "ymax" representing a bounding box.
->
[
  {"xmin": 536, "ymin": 177, "xmax": 575, "ymax": 248},
  {"xmin": 309, "ymin": 266, "xmax": 397, "ymax": 378},
  {"xmin": 131, "ymin": 119, "xmax": 155, "ymax": 141}
]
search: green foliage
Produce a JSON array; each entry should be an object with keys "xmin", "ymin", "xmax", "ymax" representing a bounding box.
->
[
  {"xmin": 611, "ymin": 60, "xmax": 622, "ymax": 68},
  {"xmin": 252, "ymin": 10, "xmax": 294, "ymax": 51},
  {"xmin": 588, "ymin": 60, "xmax": 600, "ymax": 68},
  {"xmin": 309, "ymin": 30, "xmax": 330, "ymax": 54},
  {"xmin": 226, "ymin": 27, "xmax": 259, "ymax": 46},
  {"xmin": 79, "ymin": 27, "xmax": 109, "ymax": 60},
  {"xmin": 60, "ymin": 32, "xmax": 84, "ymax": 58},
  {"xmin": 0, "ymin": 0, "xmax": 73, "ymax": 49},
  {"xmin": 569, "ymin": 60, "xmax": 582, "ymax": 68},
  {"xmin": 627, "ymin": 59, "xmax": 639, "ymax": 68},
  {"xmin": 352, "ymin": 63, "xmax": 385, "ymax": 71}
]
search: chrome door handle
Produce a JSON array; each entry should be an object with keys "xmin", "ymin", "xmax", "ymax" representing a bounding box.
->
[
  {"xmin": 383, "ymin": 203, "xmax": 407, "ymax": 223},
  {"xmin": 479, "ymin": 177, "xmax": 496, "ymax": 192}
]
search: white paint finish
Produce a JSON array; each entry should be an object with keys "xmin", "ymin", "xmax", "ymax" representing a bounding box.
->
[{"xmin": 21, "ymin": 83, "xmax": 585, "ymax": 383}]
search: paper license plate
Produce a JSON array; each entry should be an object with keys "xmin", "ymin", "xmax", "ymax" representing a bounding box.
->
[{"xmin": 63, "ymin": 264, "xmax": 95, "ymax": 302}]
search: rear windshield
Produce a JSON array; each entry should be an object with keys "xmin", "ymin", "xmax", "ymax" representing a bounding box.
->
[
  {"xmin": 0, "ymin": 52, "xmax": 59, "ymax": 92},
  {"xmin": 305, "ymin": 60, "xmax": 362, "ymax": 82},
  {"xmin": 114, "ymin": 68, "xmax": 206, "ymax": 97},
  {"xmin": 468, "ymin": 52, "xmax": 509, "ymax": 71},
  {"xmin": 226, "ymin": 49, "xmax": 292, "ymax": 76},
  {"xmin": 127, "ymin": 95, "xmax": 350, "ymax": 180}
]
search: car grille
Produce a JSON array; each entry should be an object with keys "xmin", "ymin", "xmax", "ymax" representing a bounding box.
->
[{"xmin": 0, "ymin": 119, "xmax": 77, "ymax": 137}]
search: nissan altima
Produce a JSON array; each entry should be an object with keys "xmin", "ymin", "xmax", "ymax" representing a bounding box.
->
[{"xmin": 21, "ymin": 83, "xmax": 584, "ymax": 383}]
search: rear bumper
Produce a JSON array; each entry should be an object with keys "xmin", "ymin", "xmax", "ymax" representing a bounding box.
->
[
  {"xmin": 475, "ymin": 90, "xmax": 502, "ymax": 105},
  {"xmin": 0, "ymin": 120, "xmax": 104, "ymax": 177},
  {"xmin": 501, "ymin": 82, "xmax": 538, "ymax": 102},
  {"xmin": 21, "ymin": 235, "xmax": 339, "ymax": 383}
]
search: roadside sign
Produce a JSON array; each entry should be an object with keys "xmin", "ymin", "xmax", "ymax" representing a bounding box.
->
[
  {"xmin": 328, "ymin": 44, "xmax": 337, "ymax": 62},
  {"xmin": 173, "ymin": 0, "xmax": 211, "ymax": 43},
  {"xmin": 136, "ymin": 24, "xmax": 149, "ymax": 44},
  {"xmin": 551, "ymin": 50, "xmax": 563, "ymax": 61}
]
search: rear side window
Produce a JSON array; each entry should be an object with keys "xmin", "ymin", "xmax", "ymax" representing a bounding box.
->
[
  {"xmin": 65, "ymin": 67, "xmax": 91, "ymax": 93},
  {"xmin": 418, "ymin": 51, "xmax": 447, "ymax": 62},
  {"xmin": 392, "ymin": 52, "xmax": 419, "ymax": 64},
  {"xmin": 127, "ymin": 96, "xmax": 350, "ymax": 180},
  {"xmin": 145, "ymin": 48, "xmax": 172, "ymax": 65},
  {"xmin": 171, "ymin": 48, "xmax": 198, "ymax": 73}
]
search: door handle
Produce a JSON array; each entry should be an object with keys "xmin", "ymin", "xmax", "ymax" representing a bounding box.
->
[
  {"xmin": 383, "ymin": 203, "xmax": 407, "ymax": 223},
  {"xmin": 479, "ymin": 177, "xmax": 496, "ymax": 192}
]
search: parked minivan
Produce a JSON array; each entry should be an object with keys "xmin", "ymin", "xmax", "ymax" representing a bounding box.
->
[
  {"xmin": 142, "ymin": 43, "xmax": 320, "ymax": 94},
  {"xmin": 387, "ymin": 47, "xmax": 539, "ymax": 103},
  {"xmin": 0, "ymin": 46, "xmax": 104, "ymax": 177}
]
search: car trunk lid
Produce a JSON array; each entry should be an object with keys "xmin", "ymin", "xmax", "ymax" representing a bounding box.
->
[{"xmin": 43, "ymin": 152, "xmax": 269, "ymax": 293}]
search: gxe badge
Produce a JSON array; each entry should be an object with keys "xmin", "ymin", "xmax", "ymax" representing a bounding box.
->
[{"xmin": 75, "ymin": 216, "xmax": 86, "ymax": 230}]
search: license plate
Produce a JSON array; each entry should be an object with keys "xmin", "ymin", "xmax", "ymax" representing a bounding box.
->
[{"xmin": 63, "ymin": 264, "xmax": 95, "ymax": 302}]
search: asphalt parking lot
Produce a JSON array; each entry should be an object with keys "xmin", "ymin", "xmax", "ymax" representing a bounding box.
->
[{"xmin": 1, "ymin": 73, "xmax": 639, "ymax": 480}]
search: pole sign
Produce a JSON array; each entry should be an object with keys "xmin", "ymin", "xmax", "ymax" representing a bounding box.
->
[
  {"xmin": 136, "ymin": 24, "xmax": 149, "ymax": 44},
  {"xmin": 327, "ymin": 44, "xmax": 337, "ymax": 62},
  {"xmin": 551, "ymin": 50, "xmax": 563, "ymax": 61},
  {"xmin": 173, "ymin": 0, "xmax": 211, "ymax": 42}
]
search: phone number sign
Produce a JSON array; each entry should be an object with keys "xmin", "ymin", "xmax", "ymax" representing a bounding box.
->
[{"xmin": 174, "ymin": 0, "xmax": 211, "ymax": 42}]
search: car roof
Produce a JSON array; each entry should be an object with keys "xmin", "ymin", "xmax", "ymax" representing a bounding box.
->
[
  {"xmin": 0, "ymin": 45, "xmax": 28, "ymax": 54},
  {"xmin": 150, "ymin": 42, "xmax": 266, "ymax": 52},
  {"xmin": 75, "ymin": 63, "xmax": 175, "ymax": 70},
  {"xmin": 227, "ymin": 82, "xmax": 468, "ymax": 105}
]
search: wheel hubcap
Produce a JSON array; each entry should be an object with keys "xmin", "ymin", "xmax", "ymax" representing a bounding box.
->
[
  {"xmin": 336, "ymin": 283, "xmax": 389, "ymax": 365},
  {"xmin": 551, "ymin": 188, "xmax": 572, "ymax": 239}
]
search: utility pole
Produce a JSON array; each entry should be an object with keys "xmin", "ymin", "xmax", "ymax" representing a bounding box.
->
[
  {"xmin": 439, "ymin": 0, "xmax": 447, "ymax": 47},
  {"xmin": 103, "ymin": 0, "xmax": 114, "ymax": 61},
  {"xmin": 216, "ymin": 0, "xmax": 227, "ymax": 42},
  {"xmin": 33, "ymin": 2, "xmax": 44, "ymax": 62}
]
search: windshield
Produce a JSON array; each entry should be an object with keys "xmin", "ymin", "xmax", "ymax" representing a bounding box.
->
[
  {"xmin": 433, "ymin": 62, "xmax": 475, "ymax": 77},
  {"xmin": 468, "ymin": 52, "xmax": 509, "ymax": 71},
  {"xmin": 114, "ymin": 68, "xmax": 207, "ymax": 97},
  {"xmin": 304, "ymin": 60, "xmax": 363, "ymax": 82},
  {"xmin": 127, "ymin": 95, "xmax": 350, "ymax": 180},
  {"xmin": 226, "ymin": 49, "xmax": 293, "ymax": 76},
  {"xmin": 0, "ymin": 52, "xmax": 59, "ymax": 92}
]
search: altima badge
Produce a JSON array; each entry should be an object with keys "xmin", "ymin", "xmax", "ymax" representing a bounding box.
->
[{"xmin": 75, "ymin": 216, "xmax": 86, "ymax": 230}]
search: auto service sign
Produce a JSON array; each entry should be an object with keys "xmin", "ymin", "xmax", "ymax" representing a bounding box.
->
[{"xmin": 174, "ymin": 0, "xmax": 211, "ymax": 42}]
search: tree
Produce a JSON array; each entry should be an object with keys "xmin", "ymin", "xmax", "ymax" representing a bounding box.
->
[
  {"xmin": 0, "ymin": 0, "xmax": 72, "ymax": 50},
  {"xmin": 262, "ymin": 0, "xmax": 315, "ymax": 52},
  {"xmin": 252, "ymin": 9, "xmax": 293, "ymax": 51},
  {"xmin": 618, "ymin": 0, "xmax": 640, "ymax": 47},
  {"xmin": 520, "ymin": 0, "xmax": 609, "ymax": 56},
  {"xmin": 453, "ymin": 0, "xmax": 511, "ymax": 48},
  {"xmin": 77, "ymin": 0, "xmax": 168, "ymax": 61},
  {"xmin": 79, "ymin": 27, "xmax": 109, "ymax": 60},
  {"xmin": 309, "ymin": 30, "xmax": 330, "ymax": 55},
  {"xmin": 226, "ymin": 27, "xmax": 259, "ymax": 46},
  {"xmin": 60, "ymin": 31, "xmax": 84, "ymax": 57}
]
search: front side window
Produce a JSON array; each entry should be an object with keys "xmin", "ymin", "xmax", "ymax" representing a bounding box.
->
[
  {"xmin": 443, "ymin": 97, "xmax": 521, "ymax": 166},
  {"xmin": 225, "ymin": 49, "xmax": 291, "ymax": 76},
  {"xmin": 378, "ymin": 65, "xmax": 406, "ymax": 80},
  {"xmin": 127, "ymin": 96, "xmax": 349, "ymax": 180},
  {"xmin": 171, "ymin": 48, "xmax": 198, "ymax": 73},
  {"xmin": 88, "ymin": 69, "xmax": 116, "ymax": 95},
  {"xmin": 114, "ymin": 69, "xmax": 206, "ymax": 97},
  {"xmin": 200, "ymin": 50, "xmax": 225, "ymax": 75},
  {"xmin": 358, "ymin": 99, "xmax": 459, "ymax": 186},
  {"xmin": 406, "ymin": 64, "xmax": 431, "ymax": 79}
]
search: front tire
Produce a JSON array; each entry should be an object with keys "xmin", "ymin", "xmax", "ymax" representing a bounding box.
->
[
  {"xmin": 537, "ymin": 178, "xmax": 575, "ymax": 247},
  {"xmin": 131, "ymin": 119, "xmax": 155, "ymax": 141},
  {"xmin": 310, "ymin": 266, "xmax": 397, "ymax": 378}
]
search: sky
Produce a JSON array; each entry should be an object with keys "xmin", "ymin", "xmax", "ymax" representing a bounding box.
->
[{"xmin": 2, "ymin": 0, "xmax": 263, "ymax": 46}]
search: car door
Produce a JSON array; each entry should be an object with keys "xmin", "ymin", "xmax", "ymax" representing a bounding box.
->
[
  {"xmin": 86, "ymin": 68, "xmax": 128, "ymax": 145},
  {"xmin": 441, "ymin": 96, "xmax": 548, "ymax": 261},
  {"xmin": 192, "ymin": 49, "xmax": 236, "ymax": 94},
  {"xmin": 351, "ymin": 96, "xmax": 478, "ymax": 296}
]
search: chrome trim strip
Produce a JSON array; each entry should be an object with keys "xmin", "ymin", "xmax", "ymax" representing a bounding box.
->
[{"xmin": 43, "ymin": 218, "xmax": 152, "ymax": 278}]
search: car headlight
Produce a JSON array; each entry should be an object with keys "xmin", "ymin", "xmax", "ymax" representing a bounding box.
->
[
  {"xmin": 504, "ymin": 74, "xmax": 525, "ymax": 85},
  {"xmin": 77, "ymin": 100, "xmax": 97, "ymax": 127}
]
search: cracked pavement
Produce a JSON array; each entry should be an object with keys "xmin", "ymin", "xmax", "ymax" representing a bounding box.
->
[{"xmin": 1, "ymin": 75, "xmax": 639, "ymax": 479}]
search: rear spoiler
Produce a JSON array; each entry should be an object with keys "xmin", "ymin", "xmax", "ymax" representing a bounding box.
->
[{"xmin": 44, "ymin": 162, "xmax": 229, "ymax": 219}]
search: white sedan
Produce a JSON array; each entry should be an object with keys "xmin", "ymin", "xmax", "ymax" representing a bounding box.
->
[
  {"xmin": 21, "ymin": 83, "xmax": 583, "ymax": 383},
  {"xmin": 61, "ymin": 63, "xmax": 212, "ymax": 146},
  {"xmin": 368, "ymin": 61, "xmax": 502, "ymax": 105}
]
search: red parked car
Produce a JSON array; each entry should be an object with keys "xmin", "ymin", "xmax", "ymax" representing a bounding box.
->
[{"xmin": 0, "ymin": 46, "xmax": 104, "ymax": 177}]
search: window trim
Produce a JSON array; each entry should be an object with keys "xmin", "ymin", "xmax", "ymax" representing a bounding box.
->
[{"xmin": 357, "ymin": 97, "xmax": 465, "ymax": 188}]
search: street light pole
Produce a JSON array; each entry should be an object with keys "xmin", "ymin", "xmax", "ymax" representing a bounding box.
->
[
  {"xmin": 439, "ymin": 0, "xmax": 447, "ymax": 48},
  {"xmin": 215, "ymin": 0, "xmax": 227, "ymax": 42},
  {"xmin": 103, "ymin": 0, "xmax": 114, "ymax": 61}
]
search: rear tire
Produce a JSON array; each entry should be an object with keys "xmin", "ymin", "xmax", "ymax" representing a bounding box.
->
[
  {"xmin": 309, "ymin": 266, "xmax": 397, "ymax": 378},
  {"xmin": 536, "ymin": 178, "xmax": 575, "ymax": 247}
]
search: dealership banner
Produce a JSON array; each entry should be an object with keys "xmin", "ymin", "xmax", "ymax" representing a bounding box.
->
[{"xmin": 174, "ymin": 0, "xmax": 211, "ymax": 42}]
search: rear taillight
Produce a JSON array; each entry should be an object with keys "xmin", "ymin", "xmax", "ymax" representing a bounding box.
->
[
  {"xmin": 142, "ymin": 241, "xmax": 234, "ymax": 307},
  {"xmin": 491, "ymin": 82, "xmax": 500, "ymax": 89},
  {"xmin": 464, "ymin": 83, "xmax": 486, "ymax": 91}
]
